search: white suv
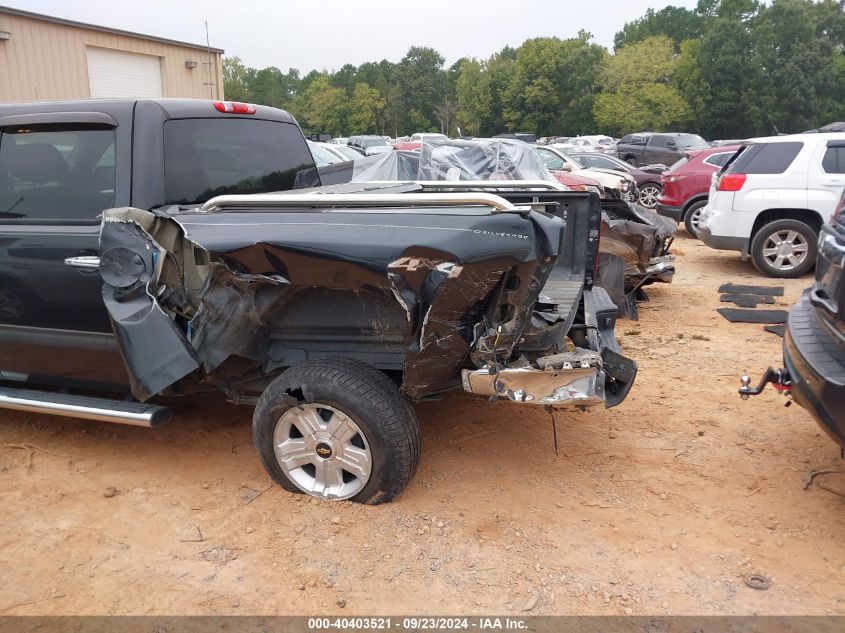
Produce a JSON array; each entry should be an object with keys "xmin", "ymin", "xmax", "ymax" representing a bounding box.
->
[{"xmin": 699, "ymin": 133, "xmax": 845, "ymax": 277}]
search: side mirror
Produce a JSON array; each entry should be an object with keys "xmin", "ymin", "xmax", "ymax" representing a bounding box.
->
[{"xmin": 561, "ymin": 162, "xmax": 573, "ymax": 172}]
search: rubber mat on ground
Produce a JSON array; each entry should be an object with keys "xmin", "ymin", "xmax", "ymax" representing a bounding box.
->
[
  {"xmin": 718, "ymin": 308, "xmax": 788, "ymax": 323},
  {"xmin": 718, "ymin": 283, "xmax": 784, "ymax": 296},
  {"xmin": 764, "ymin": 324, "xmax": 786, "ymax": 337},
  {"xmin": 720, "ymin": 293, "xmax": 776, "ymax": 306}
]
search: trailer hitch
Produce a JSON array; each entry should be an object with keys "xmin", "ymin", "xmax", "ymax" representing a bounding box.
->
[{"xmin": 739, "ymin": 367, "xmax": 791, "ymax": 400}]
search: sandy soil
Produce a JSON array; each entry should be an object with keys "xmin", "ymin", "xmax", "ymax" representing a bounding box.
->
[{"xmin": 1, "ymin": 231, "xmax": 844, "ymax": 616}]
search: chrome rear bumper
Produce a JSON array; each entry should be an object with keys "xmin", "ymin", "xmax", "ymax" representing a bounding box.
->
[{"xmin": 461, "ymin": 365, "xmax": 605, "ymax": 407}]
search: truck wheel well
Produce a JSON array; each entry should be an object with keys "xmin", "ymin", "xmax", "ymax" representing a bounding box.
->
[{"xmin": 751, "ymin": 209, "xmax": 823, "ymax": 240}]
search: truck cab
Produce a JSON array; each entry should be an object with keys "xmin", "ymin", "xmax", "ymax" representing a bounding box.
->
[{"xmin": 0, "ymin": 98, "xmax": 319, "ymax": 389}]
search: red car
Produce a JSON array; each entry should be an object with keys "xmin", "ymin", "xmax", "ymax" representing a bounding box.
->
[{"xmin": 656, "ymin": 145, "xmax": 740, "ymax": 236}]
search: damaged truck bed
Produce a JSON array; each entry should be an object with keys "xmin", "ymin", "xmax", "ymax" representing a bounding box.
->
[{"xmin": 102, "ymin": 183, "xmax": 636, "ymax": 408}]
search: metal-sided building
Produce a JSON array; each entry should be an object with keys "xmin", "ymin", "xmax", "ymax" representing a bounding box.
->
[{"xmin": 0, "ymin": 5, "xmax": 224, "ymax": 102}]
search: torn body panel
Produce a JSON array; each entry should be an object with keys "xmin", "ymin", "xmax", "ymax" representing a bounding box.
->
[
  {"xmin": 100, "ymin": 192, "xmax": 635, "ymax": 408},
  {"xmin": 596, "ymin": 200, "xmax": 676, "ymax": 317}
]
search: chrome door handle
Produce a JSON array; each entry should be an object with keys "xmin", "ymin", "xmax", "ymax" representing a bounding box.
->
[{"xmin": 64, "ymin": 255, "xmax": 100, "ymax": 269}]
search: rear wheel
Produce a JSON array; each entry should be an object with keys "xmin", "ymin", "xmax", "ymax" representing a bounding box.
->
[
  {"xmin": 638, "ymin": 183, "xmax": 662, "ymax": 209},
  {"xmin": 750, "ymin": 219, "xmax": 817, "ymax": 278},
  {"xmin": 252, "ymin": 357, "xmax": 420, "ymax": 504},
  {"xmin": 684, "ymin": 200, "xmax": 708, "ymax": 238}
]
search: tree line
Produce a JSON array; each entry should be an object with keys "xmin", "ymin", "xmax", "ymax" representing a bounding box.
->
[{"xmin": 223, "ymin": 0, "xmax": 845, "ymax": 140}]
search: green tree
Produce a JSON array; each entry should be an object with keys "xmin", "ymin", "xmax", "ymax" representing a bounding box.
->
[
  {"xmin": 396, "ymin": 47, "xmax": 446, "ymax": 133},
  {"xmin": 407, "ymin": 109, "xmax": 433, "ymax": 132},
  {"xmin": 330, "ymin": 63, "xmax": 358, "ymax": 94},
  {"xmin": 348, "ymin": 82, "xmax": 386, "ymax": 133},
  {"xmin": 674, "ymin": 39, "xmax": 708, "ymax": 129},
  {"xmin": 593, "ymin": 36, "xmax": 691, "ymax": 135},
  {"xmin": 751, "ymin": 0, "xmax": 845, "ymax": 132},
  {"xmin": 615, "ymin": 6, "xmax": 704, "ymax": 50},
  {"xmin": 455, "ymin": 59, "xmax": 490, "ymax": 136},
  {"xmin": 502, "ymin": 33, "xmax": 606, "ymax": 135},
  {"xmin": 303, "ymin": 75, "xmax": 349, "ymax": 136},
  {"xmin": 694, "ymin": 16, "xmax": 764, "ymax": 137},
  {"xmin": 222, "ymin": 56, "xmax": 253, "ymax": 101},
  {"xmin": 482, "ymin": 51, "xmax": 516, "ymax": 135},
  {"xmin": 249, "ymin": 67, "xmax": 299, "ymax": 108}
]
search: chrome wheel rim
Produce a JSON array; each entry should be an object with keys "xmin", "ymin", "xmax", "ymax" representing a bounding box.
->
[
  {"xmin": 639, "ymin": 185, "xmax": 660, "ymax": 208},
  {"xmin": 761, "ymin": 230, "xmax": 809, "ymax": 271},
  {"xmin": 0, "ymin": 290, "xmax": 25, "ymax": 320},
  {"xmin": 273, "ymin": 403, "xmax": 371, "ymax": 500},
  {"xmin": 689, "ymin": 207, "xmax": 705, "ymax": 234}
]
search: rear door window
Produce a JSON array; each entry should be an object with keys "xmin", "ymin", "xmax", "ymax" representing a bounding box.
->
[
  {"xmin": 727, "ymin": 142, "xmax": 803, "ymax": 174},
  {"xmin": 704, "ymin": 152, "xmax": 733, "ymax": 168},
  {"xmin": 163, "ymin": 118, "xmax": 319, "ymax": 205},
  {"xmin": 822, "ymin": 145, "xmax": 845, "ymax": 174},
  {"xmin": 0, "ymin": 125, "xmax": 116, "ymax": 222}
]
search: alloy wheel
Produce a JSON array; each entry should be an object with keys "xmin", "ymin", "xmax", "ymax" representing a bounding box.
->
[
  {"xmin": 761, "ymin": 230, "xmax": 809, "ymax": 271},
  {"xmin": 638, "ymin": 185, "xmax": 661, "ymax": 208},
  {"xmin": 273, "ymin": 403, "xmax": 372, "ymax": 500}
]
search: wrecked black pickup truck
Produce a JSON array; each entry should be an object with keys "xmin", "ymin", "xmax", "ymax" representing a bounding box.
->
[{"xmin": 0, "ymin": 99, "xmax": 636, "ymax": 504}]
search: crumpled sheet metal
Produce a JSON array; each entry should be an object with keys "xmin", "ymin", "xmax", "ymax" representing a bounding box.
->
[
  {"xmin": 100, "ymin": 210, "xmax": 202, "ymax": 400},
  {"xmin": 600, "ymin": 205, "xmax": 676, "ymax": 290},
  {"xmin": 99, "ymin": 206, "xmax": 565, "ymax": 403}
]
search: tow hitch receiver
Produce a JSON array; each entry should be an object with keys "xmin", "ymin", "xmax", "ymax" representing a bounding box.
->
[{"xmin": 739, "ymin": 367, "xmax": 791, "ymax": 400}]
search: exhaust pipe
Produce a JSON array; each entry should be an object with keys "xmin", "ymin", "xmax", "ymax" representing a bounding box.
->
[{"xmin": 0, "ymin": 387, "xmax": 172, "ymax": 427}]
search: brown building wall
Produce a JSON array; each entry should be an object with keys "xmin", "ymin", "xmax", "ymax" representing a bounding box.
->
[{"xmin": 0, "ymin": 9, "xmax": 224, "ymax": 102}]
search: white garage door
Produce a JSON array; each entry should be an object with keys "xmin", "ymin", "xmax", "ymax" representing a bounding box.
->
[{"xmin": 87, "ymin": 47, "xmax": 163, "ymax": 99}]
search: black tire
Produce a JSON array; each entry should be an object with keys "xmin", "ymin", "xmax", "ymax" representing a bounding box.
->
[
  {"xmin": 252, "ymin": 357, "xmax": 420, "ymax": 504},
  {"xmin": 683, "ymin": 200, "xmax": 708, "ymax": 238},
  {"xmin": 750, "ymin": 219, "xmax": 818, "ymax": 278}
]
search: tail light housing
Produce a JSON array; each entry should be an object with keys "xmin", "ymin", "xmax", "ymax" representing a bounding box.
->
[
  {"xmin": 213, "ymin": 101, "xmax": 257, "ymax": 114},
  {"xmin": 717, "ymin": 173, "xmax": 747, "ymax": 192}
]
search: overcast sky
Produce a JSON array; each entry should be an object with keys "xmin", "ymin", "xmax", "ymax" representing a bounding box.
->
[{"xmin": 5, "ymin": 0, "xmax": 700, "ymax": 72}]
